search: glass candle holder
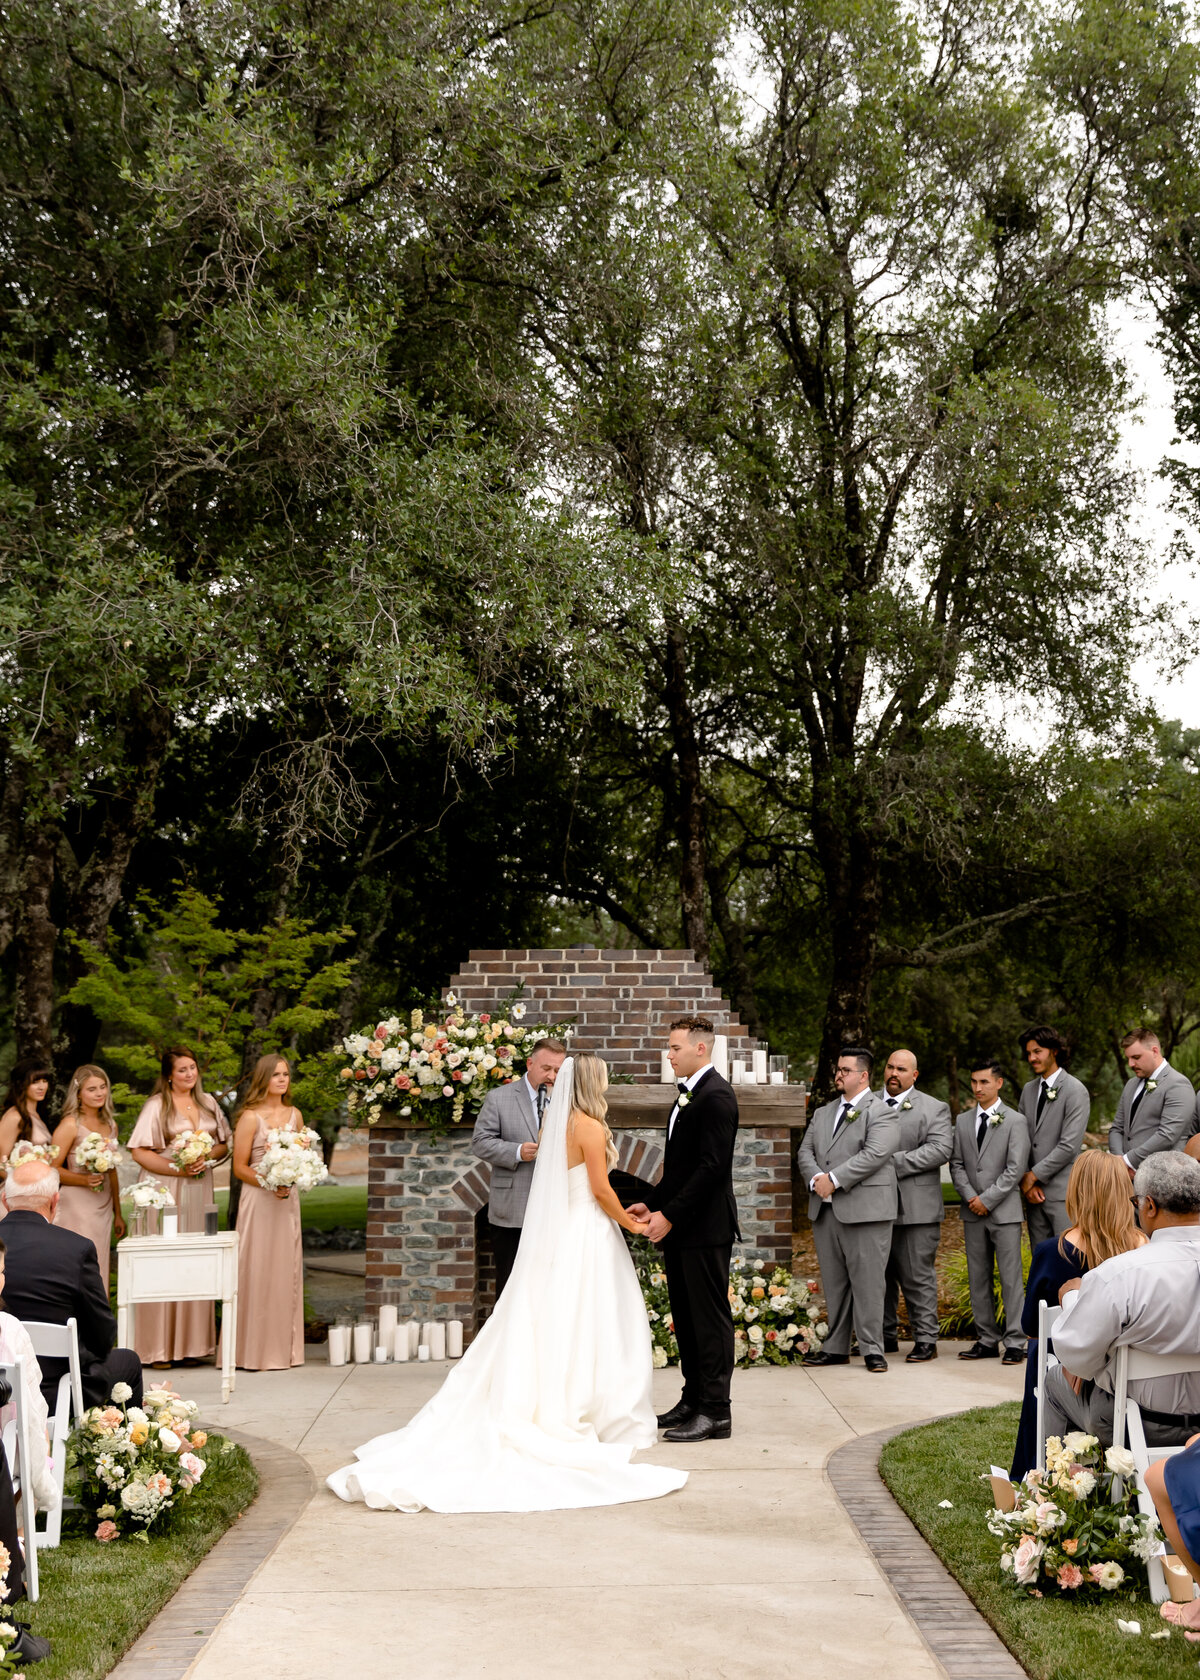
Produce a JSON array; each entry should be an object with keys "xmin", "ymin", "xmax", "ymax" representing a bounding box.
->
[{"xmin": 768, "ymin": 1055, "xmax": 789, "ymax": 1085}]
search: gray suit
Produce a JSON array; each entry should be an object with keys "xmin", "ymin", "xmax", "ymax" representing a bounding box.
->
[
  {"xmin": 877, "ymin": 1087, "xmax": 952, "ymax": 1347},
  {"xmin": 1108, "ymin": 1063, "xmax": 1195, "ymax": 1168},
  {"xmin": 950, "ymin": 1103, "xmax": 1029, "ymax": 1350},
  {"xmin": 471, "ymin": 1077, "xmax": 540, "ymax": 1228},
  {"xmin": 1018, "ymin": 1068, "xmax": 1089, "ymax": 1246},
  {"xmin": 797, "ymin": 1093, "xmax": 899, "ymax": 1358}
]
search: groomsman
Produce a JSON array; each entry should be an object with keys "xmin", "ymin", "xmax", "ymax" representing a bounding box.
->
[
  {"xmin": 1108, "ymin": 1028, "xmax": 1194, "ymax": 1174},
  {"xmin": 1017, "ymin": 1026, "xmax": 1090, "ymax": 1245},
  {"xmin": 875, "ymin": 1049, "xmax": 952, "ymax": 1364},
  {"xmin": 798, "ymin": 1049, "xmax": 899, "ymax": 1373},
  {"xmin": 950, "ymin": 1060, "xmax": 1029, "ymax": 1365}
]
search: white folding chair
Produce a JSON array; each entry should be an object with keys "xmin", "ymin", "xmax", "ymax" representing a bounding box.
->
[
  {"xmin": 21, "ymin": 1320, "xmax": 83, "ymax": 1548},
  {"xmin": 1112, "ymin": 1344, "xmax": 1200, "ymax": 1603},
  {"xmin": 1034, "ymin": 1302, "xmax": 1062, "ymax": 1473},
  {"xmin": 0, "ymin": 1358, "xmax": 39, "ymax": 1602}
]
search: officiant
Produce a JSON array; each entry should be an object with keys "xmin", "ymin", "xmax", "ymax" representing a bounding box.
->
[{"xmin": 472, "ymin": 1039, "xmax": 567, "ymax": 1297}]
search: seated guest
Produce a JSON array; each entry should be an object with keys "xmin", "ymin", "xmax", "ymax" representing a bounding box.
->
[
  {"xmin": 0, "ymin": 1161, "xmax": 142, "ymax": 1411},
  {"xmin": 1010, "ymin": 1151, "xmax": 1146, "ymax": 1480},
  {"xmin": 1145, "ymin": 1434, "xmax": 1200, "ymax": 1637},
  {"xmin": 1045, "ymin": 1151, "xmax": 1200, "ymax": 1447}
]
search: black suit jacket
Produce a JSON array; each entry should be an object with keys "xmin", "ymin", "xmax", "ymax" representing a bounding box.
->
[
  {"xmin": 647, "ymin": 1067, "xmax": 741, "ymax": 1247},
  {"xmin": 0, "ymin": 1210, "xmax": 118, "ymax": 1403}
]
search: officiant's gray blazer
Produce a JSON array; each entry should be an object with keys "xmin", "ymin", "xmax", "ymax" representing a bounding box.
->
[
  {"xmin": 1108, "ymin": 1063, "xmax": 1194, "ymax": 1168},
  {"xmin": 797, "ymin": 1095, "xmax": 899, "ymax": 1224},
  {"xmin": 1017, "ymin": 1068, "xmax": 1089, "ymax": 1205},
  {"xmin": 471, "ymin": 1078, "xmax": 539, "ymax": 1228},
  {"xmin": 876, "ymin": 1088, "xmax": 953, "ymax": 1225},
  {"xmin": 950, "ymin": 1103, "xmax": 1028, "ymax": 1223}
]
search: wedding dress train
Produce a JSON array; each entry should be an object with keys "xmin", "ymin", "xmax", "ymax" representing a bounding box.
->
[{"xmin": 326, "ymin": 1061, "xmax": 687, "ymax": 1513}]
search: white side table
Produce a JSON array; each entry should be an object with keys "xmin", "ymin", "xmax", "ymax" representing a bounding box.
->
[{"xmin": 116, "ymin": 1232, "xmax": 240, "ymax": 1403}]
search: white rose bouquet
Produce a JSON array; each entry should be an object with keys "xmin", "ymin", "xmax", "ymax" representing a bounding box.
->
[
  {"xmin": 75, "ymin": 1129, "xmax": 121, "ymax": 1183},
  {"xmin": 130, "ymin": 1180, "xmax": 172, "ymax": 1211},
  {"xmin": 70, "ymin": 1381, "xmax": 212, "ymax": 1540},
  {"xmin": 171, "ymin": 1129, "xmax": 214, "ymax": 1172},
  {"xmin": 255, "ymin": 1127, "xmax": 330, "ymax": 1194},
  {"xmin": 339, "ymin": 994, "xmax": 571, "ymax": 1135},
  {"xmin": 5, "ymin": 1139, "xmax": 59, "ymax": 1168},
  {"xmin": 987, "ymin": 1435, "xmax": 1160, "ymax": 1597}
]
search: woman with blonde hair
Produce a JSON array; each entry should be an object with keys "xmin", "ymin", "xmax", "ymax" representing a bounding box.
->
[
  {"xmin": 228, "ymin": 1054, "xmax": 306, "ymax": 1370},
  {"xmin": 128, "ymin": 1046, "xmax": 231, "ymax": 1364},
  {"xmin": 1010, "ymin": 1149, "xmax": 1147, "ymax": 1478},
  {"xmin": 52, "ymin": 1065, "xmax": 125, "ymax": 1284},
  {"xmin": 329, "ymin": 1052, "xmax": 688, "ymax": 1513}
]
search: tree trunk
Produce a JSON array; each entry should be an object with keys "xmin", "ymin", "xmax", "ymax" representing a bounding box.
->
[
  {"xmin": 708, "ymin": 874, "xmax": 760, "ymax": 1037},
  {"xmin": 662, "ymin": 627, "xmax": 709, "ymax": 962},
  {"xmin": 810, "ymin": 783, "xmax": 884, "ymax": 1099},
  {"xmin": 946, "ymin": 1051, "xmax": 960, "ymax": 1119},
  {"xmin": 13, "ymin": 824, "xmax": 58, "ymax": 1066}
]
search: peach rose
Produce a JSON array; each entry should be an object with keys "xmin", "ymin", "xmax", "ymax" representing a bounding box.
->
[{"xmin": 95, "ymin": 1520, "xmax": 119, "ymax": 1542}]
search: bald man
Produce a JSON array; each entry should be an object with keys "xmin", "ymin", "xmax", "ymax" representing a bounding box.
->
[{"xmin": 875, "ymin": 1050, "xmax": 952, "ymax": 1363}]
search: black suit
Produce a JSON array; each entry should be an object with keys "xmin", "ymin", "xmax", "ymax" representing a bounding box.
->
[
  {"xmin": 0, "ymin": 1210, "xmax": 142, "ymax": 1411},
  {"xmin": 647, "ymin": 1067, "xmax": 740, "ymax": 1419}
]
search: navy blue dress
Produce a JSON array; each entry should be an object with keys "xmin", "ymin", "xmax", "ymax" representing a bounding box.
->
[
  {"xmin": 1164, "ymin": 1435, "xmax": 1200, "ymax": 1564},
  {"xmin": 1010, "ymin": 1236, "xmax": 1087, "ymax": 1482}
]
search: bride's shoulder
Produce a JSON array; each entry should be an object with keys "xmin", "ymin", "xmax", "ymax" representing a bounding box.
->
[{"xmin": 570, "ymin": 1107, "xmax": 603, "ymax": 1133}]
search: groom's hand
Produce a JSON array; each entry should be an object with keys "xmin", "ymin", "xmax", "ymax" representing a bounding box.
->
[
  {"xmin": 644, "ymin": 1211, "xmax": 672, "ymax": 1242},
  {"xmin": 626, "ymin": 1202, "xmax": 650, "ymax": 1221}
]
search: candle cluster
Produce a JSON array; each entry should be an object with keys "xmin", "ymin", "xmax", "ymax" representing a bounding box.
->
[
  {"xmin": 327, "ymin": 1313, "xmax": 465, "ymax": 1366},
  {"xmin": 660, "ymin": 1037, "xmax": 789, "ymax": 1085}
]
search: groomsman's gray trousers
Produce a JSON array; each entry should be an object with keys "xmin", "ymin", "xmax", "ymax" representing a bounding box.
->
[
  {"xmin": 963, "ymin": 1218, "xmax": 1026, "ymax": 1350},
  {"xmin": 812, "ymin": 1208, "xmax": 892, "ymax": 1358},
  {"xmin": 883, "ymin": 1222, "xmax": 941, "ymax": 1345},
  {"xmin": 1025, "ymin": 1198, "xmax": 1070, "ymax": 1249}
]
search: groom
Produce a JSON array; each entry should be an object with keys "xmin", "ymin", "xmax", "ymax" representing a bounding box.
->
[{"xmin": 629, "ymin": 1016, "xmax": 740, "ymax": 1442}]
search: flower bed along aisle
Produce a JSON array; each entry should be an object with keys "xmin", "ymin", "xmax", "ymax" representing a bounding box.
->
[{"xmin": 633, "ymin": 1245, "xmax": 827, "ymax": 1366}]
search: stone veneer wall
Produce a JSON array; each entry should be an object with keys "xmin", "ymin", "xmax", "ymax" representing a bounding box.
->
[{"xmin": 443, "ymin": 948, "xmax": 755, "ymax": 1078}]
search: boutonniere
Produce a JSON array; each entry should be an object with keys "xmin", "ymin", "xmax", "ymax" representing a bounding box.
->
[
  {"xmin": 1145, "ymin": 1079, "xmax": 1158, "ymax": 1093},
  {"xmin": 1044, "ymin": 1086, "xmax": 1059, "ymax": 1102},
  {"xmin": 676, "ymin": 1092, "xmax": 691, "ymax": 1109},
  {"xmin": 843, "ymin": 1107, "xmax": 862, "ymax": 1123},
  {"xmin": 987, "ymin": 1112, "xmax": 1004, "ymax": 1128},
  {"xmin": 900, "ymin": 1098, "xmax": 913, "ymax": 1111}
]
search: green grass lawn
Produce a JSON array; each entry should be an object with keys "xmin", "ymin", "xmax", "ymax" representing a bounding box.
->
[
  {"xmin": 124, "ymin": 1183, "xmax": 367, "ymax": 1233},
  {"xmin": 28, "ymin": 1437, "xmax": 257, "ymax": 1680},
  {"xmin": 879, "ymin": 1404, "xmax": 1197, "ymax": 1680}
]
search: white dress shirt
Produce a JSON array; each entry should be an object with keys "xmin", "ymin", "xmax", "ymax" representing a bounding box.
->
[
  {"xmin": 1123, "ymin": 1061, "xmax": 1168, "ymax": 1167},
  {"xmin": 810, "ymin": 1086, "xmax": 872, "ymax": 1195},
  {"xmin": 1051, "ymin": 1225, "xmax": 1200, "ymax": 1413},
  {"xmin": 668, "ymin": 1064, "xmax": 711, "ymax": 1140}
]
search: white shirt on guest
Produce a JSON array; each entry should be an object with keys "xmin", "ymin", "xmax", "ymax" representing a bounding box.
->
[
  {"xmin": 669, "ymin": 1064, "xmax": 712, "ymax": 1140},
  {"xmin": 1051, "ymin": 1225, "xmax": 1200, "ymax": 1413}
]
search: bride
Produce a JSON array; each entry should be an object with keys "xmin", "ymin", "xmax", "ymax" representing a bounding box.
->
[{"xmin": 326, "ymin": 1053, "xmax": 688, "ymax": 1512}]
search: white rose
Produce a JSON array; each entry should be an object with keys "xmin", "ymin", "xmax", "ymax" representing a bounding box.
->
[
  {"xmin": 1105, "ymin": 1446, "xmax": 1137, "ymax": 1478},
  {"xmin": 345, "ymin": 1034, "xmax": 371, "ymax": 1055},
  {"xmin": 481, "ymin": 1054, "xmax": 497, "ymax": 1071},
  {"xmin": 459, "ymin": 1066, "xmax": 475, "ymax": 1083},
  {"xmin": 379, "ymin": 1048, "xmax": 401, "ymax": 1072},
  {"xmin": 465, "ymin": 1027, "xmax": 478, "ymax": 1040},
  {"xmin": 159, "ymin": 1427, "xmax": 181, "ymax": 1452},
  {"xmin": 383, "ymin": 1016, "xmax": 400, "ymax": 1033},
  {"xmin": 111, "ymin": 1382, "xmax": 133, "ymax": 1403},
  {"xmin": 652, "ymin": 1346, "xmax": 668, "ymax": 1368},
  {"xmin": 1063, "ymin": 1431, "xmax": 1098, "ymax": 1456},
  {"xmin": 126, "ymin": 1407, "xmax": 147, "ymax": 1426}
]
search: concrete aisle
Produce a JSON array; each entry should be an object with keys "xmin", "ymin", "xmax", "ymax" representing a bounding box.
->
[{"xmin": 177, "ymin": 1349, "xmax": 1018, "ymax": 1680}]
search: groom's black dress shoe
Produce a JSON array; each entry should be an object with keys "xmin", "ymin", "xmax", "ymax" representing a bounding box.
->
[
  {"xmin": 958, "ymin": 1342, "xmax": 1000, "ymax": 1360},
  {"xmin": 906, "ymin": 1343, "xmax": 938, "ymax": 1363},
  {"xmin": 803, "ymin": 1351, "xmax": 849, "ymax": 1367},
  {"xmin": 864, "ymin": 1354, "xmax": 889, "ymax": 1373},
  {"xmin": 656, "ymin": 1400, "xmax": 696, "ymax": 1429},
  {"xmin": 663, "ymin": 1413, "xmax": 731, "ymax": 1442}
]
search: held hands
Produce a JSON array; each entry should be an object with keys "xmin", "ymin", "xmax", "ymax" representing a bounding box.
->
[
  {"xmin": 519, "ymin": 1141, "xmax": 538, "ymax": 1163},
  {"xmin": 625, "ymin": 1202, "xmax": 671, "ymax": 1242}
]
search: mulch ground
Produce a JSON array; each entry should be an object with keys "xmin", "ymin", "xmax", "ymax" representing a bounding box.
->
[{"xmin": 793, "ymin": 1204, "xmax": 967, "ymax": 1325}]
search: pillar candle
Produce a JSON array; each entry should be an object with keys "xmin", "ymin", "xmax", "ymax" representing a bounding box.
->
[
  {"xmin": 446, "ymin": 1320, "xmax": 464, "ymax": 1358},
  {"xmin": 328, "ymin": 1326, "xmax": 349, "ymax": 1366},
  {"xmin": 428, "ymin": 1322, "xmax": 447, "ymax": 1361},
  {"xmin": 730, "ymin": 1061, "xmax": 744, "ymax": 1084},
  {"xmin": 660, "ymin": 1051, "xmax": 673, "ymax": 1084},
  {"xmin": 712, "ymin": 1035, "xmax": 729, "ymax": 1078},
  {"xmin": 378, "ymin": 1303, "xmax": 398, "ymax": 1346},
  {"xmin": 162, "ymin": 1210, "xmax": 179, "ymax": 1239},
  {"xmin": 353, "ymin": 1322, "xmax": 373, "ymax": 1363},
  {"xmin": 419, "ymin": 1322, "xmax": 431, "ymax": 1349},
  {"xmin": 409, "ymin": 1321, "xmax": 421, "ymax": 1357},
  {"xmin": 393, "ymin": 1324, "xmax": 411, "ymax": 1361},
  {"xmin": 769, "ymin": 1071, "xmax": 785, "ymax": 1085},
  {"xmin": 752, "ymin": 1049, "xmax": 768, "ymax": 1082},
  {"xmin": 374, "ymin": 1345, "xmax": 390, "ymax": 1363},
  {"xmin": 418, "ymin": 1344, "xmax": 431, "ymax": 1362}
]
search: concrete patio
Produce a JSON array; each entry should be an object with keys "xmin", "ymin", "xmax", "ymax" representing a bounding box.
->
[{"xmin": 170, "ymin": 1347, "xmax": 1020, "ymax": 1680}]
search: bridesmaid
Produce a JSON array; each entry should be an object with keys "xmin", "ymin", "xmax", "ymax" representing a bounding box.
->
[
  {"xmin": 230, "ymin": 1055, "xmax": 305, "ymax": 1370},
  {"xmin": 52, "ymin": 1065, "xmax": 126, "ymax": 1286},
  {"xmin": 128, "ymin": 1047, "xmax": 231, "ymax": 1365},
  {"xmin": 0, "ymin": 1060, "xmax": 55, "ymax": 1169}
]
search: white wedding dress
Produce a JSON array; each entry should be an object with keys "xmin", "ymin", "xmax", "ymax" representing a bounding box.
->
[{"xmin": 326, "ymin": 1060, "xmax": 687, "ymax": 1513}]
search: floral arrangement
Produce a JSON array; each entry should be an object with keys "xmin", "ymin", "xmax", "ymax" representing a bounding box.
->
[
  {"xmin": 75, "ymin": 1129, "xmax": 121, "ymax": 1182},
  {"xmin": 633, "ymin": 1246, "xmax": 827, "ymax": 1367},
  {"xmin": 256, "ymin": 1127, "xmax": 330, "ymax": 1194},
  {"xmin": 70, "ymin": 1381, "xmax": 210, "ymax": 1541},
  {"xmin": 4, "ymin": 1140, "xmax": 58, "ymax": 1168},
  {"xmin": 129, "ymin": 1180, "xmax": 173, "ymax": 1211},
  {"xmin": 171, "ymin": 1130, "xmax": 214, "ymax": 1171},
  {"xmin": 339, "ymin": 995, "xmax": 571, "ymax": 1133},
  {"xmin": 0, "ymin": 1542, "xmax": 26, "ymax": 1678},
  {"xmin": 988, "ymin": 1433, "xmax": 1160, "ymax": 1595}
]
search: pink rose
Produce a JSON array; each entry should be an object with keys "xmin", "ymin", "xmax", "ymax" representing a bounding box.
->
[
  {"xmin": 366, "ymin": 1064, "xmax": 379, "ymax": 1078},
  {"xmin": 1055, "ymin": 1563, "xmax": 1083, "ymax": 1589},
  {"xmin": 442, "ymin": 1085, "xmax": 454, "ymax": 1097},
  {"xmin": 95, "ymin": 1520, "xmax": 119, "ymax": 1542},
  {"xmin": 480, "ymin": 1014, "xmax": 491, "ymax": 1023},
  {"xmin": 766, "ymin": 1330, "xmax": 778, "ymax": 1342},
  {"xmin": 1088, "ymin": 1563, "xmax": 1105, "ymax": 1583},
  {"xmin": 393, "ymin": 1074, "xmax": 410, "ymax": 1090},
  {"xmin": 1012, "ymin": 1535, "xmax": 1044, "ymax": 1585},
  {"xmin": 375, "ymin": 1025, "xmax": 388, "ymax": 1039}
]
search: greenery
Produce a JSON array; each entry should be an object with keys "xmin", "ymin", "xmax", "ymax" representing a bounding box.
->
[
  {"xmin": 880, "ymin": 1405, "xmax": 1199, "ymax": 1679},
  {"xmin": 29, "ymin": 1435, "xmax": 257, "ymax": 1680},
  {"xmin": 939, "ymin": 1237, "xmax": 1033, "ymax": 1336}
]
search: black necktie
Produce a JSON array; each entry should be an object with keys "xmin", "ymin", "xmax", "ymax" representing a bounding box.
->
[
  {"xmin": 1036, "ymin": 1083, "xmax": 1049, "ymax": 1122},
  {"xmin": 832, "ymin": 1101, "xmax": 851, "ymax": 1138},
  {"xmin": 677, "ymin": 1080, "xmax": 688, "ymax": 1097},
  {"xmin": 1129, "ymin": 1083, "xmax": 1147, "ymax": 1123},
  {"xmin": 886, "ymin": 1096, "xmax": 898, "ymax": 1107},
  {"xmin": 976, "ymin": 1111, "xmax": 989, "ymax": 1149}
]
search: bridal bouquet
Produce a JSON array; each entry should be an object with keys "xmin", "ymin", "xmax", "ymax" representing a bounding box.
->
[
  {"xmin": 339, "ymin": 997, "xmax": 571, "ymax": 1134},
  {"xmin": 171, "ymin": 1129, "xmax": 214, "ymax": 1172},
  {"xmin": 75, "ymin": 1129, "xmax": 121, "ymax": 1182},
  {"xmin": 256, "ymin": 1127, "xmax": 330, "ymax": 1193},
  {"xmin": 71, "ymin": 1381, "xmax": 210, "ymax": 1541},
  {"xmin": 130, "ymin": 1180, "xmax": 172, "ymax": 1211},
  {"xmin": 987, "ymin": 1434, "xmax": 1160, "ymax": 1596},
  {"xmin": 729, "ymin": 1261, "xmax": 828, "ymax": 1365}
]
